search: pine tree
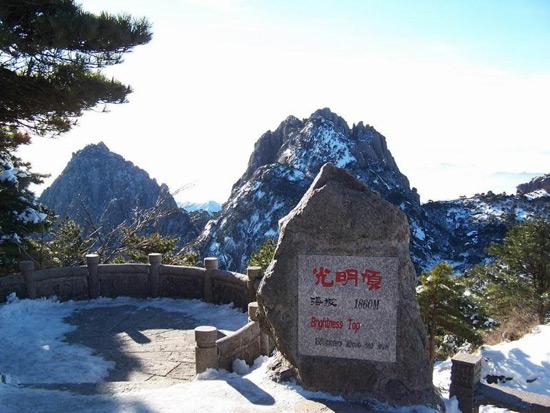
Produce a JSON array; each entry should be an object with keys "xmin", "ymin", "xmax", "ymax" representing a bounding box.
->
[
  {"xmin": 249, "ymin": 238, "xmax": 276, "ymax": 272},
  {"xmin": 486, "ymin": 218, "xmax": 550, "ymax": 324},
  {"xmin": 116, "ymin": 229, "xmax": 198, "ymax": 266},
  {"xmin": 0, "ymin": 0, "xmax": 151, "ymax": 136},
  {"xmin": 417, "ymin": 262, "xmax": 492, "ymax": 367},
  {"xmin": 0, "ymin": 129, "xmax": 50, "ymax": 273},
  {"xmin": 0, "ymin": 1, "xmax": 151, "ymax": 272}
]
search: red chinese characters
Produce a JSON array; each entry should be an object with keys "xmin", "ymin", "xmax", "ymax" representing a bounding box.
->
[
  {"xmin": 362, "ymin": 269, "xmax": 382, "ymax": 290},
  {"xmin": 313, "ymin": 266, "xmax": 382, "ymax": 290},
  {"xmin": 313, "ymin": 266, "xmax": 333, "ymax": 287}
]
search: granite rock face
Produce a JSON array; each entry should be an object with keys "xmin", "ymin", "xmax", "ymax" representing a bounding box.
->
[
  {"xmin": 40, "ymin": 142, "xmax": 197, "ymax": 246},
  {"xmin": 257, "ymin": 163, "xmax": 442, "ymax": 409}
]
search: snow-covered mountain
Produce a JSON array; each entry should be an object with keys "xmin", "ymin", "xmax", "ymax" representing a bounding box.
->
[
  {"xmin": 180, "ymin": 201, "xmax": 222, "ymax": 213},
  {"xmin": 191, "ymin": 108, "xmax": 434, "ymax": 271},
  {"xmin": 517, "ymin": 174, "xmax": 550, "ymax": 196},
  {"xmin": 190, "ymin": 109, "xmax": 550, "ymax": 273},
  {"xmin": 423, "ymin": 190, "xmax": 550, "ymax": 272}
]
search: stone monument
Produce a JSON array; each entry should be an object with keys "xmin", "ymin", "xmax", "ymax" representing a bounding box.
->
[{"xmin": 257, "ymin": 163, "xmax": 442, "ymax": 409}]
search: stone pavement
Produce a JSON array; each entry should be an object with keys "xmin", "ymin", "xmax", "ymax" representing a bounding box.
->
[
  {"xmin": 63, "ymin": 305, "xmax": 201, "ymax": 385},
  {"xmin": 25, "ymin": 304, "xmax": 384, "ymax": 411}
]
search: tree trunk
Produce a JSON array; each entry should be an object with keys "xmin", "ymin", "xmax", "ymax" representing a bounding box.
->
[{"xmin": 427, "ymin": 326, "xmax": 436, "ymax": 370}]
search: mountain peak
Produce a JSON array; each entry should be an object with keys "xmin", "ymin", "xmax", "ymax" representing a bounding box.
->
[
  {"xmin": 40, "ymin": 143, "xmax": 198, "ymax": 247},
  {"xmin": 195, "ymin": 111, "xmax": 421, "ymax": 271},
  {"xmin": 78, "ymin": 141, "xmax": 110, "ymax": 154},
  {"xmin": 309, "ymin": 108, "xmax": 350, "ymax": 134}
]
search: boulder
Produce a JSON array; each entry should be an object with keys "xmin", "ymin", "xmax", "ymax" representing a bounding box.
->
[{"xmin": 257, "ymin": 163, "xmax": 442, "ymax": 409}]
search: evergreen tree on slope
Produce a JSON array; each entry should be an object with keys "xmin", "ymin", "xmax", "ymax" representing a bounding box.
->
[
  {"xmin": 417, "ymin": 262, "xmax": 492, "ymax": 367},
  {"xmin": 486, "ymin": 218, "xmax": 550, "ymax": 324}
]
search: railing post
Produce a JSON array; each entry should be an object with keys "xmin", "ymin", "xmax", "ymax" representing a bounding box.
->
[
  {"xmin": 148, "ymin": 253, "xmax": 162, "ymax": 298},
  {"xmin": 86, "ymin": 254, "xmax": 100, "ymax": 299},
  {"xmin": 195, "ymin": 326, "xmax": 219, "ymax": 374},
  {"xmin": 246, "ymin": 266, "xmax": 262, "ymax": 302},
  {"xmin": 450, "ymin": 352, "xmax": 482, "ymax": 413},
  {"xmin": 20, "ymin": 261, "xmax": 35, "ymax": 299},
  {"xmin": 203, "ymin": 257, "xmax": 218, "ymax": 303},
  {"xmin": 248, "ymin": 301, "xmax": 259, "ymax": 322},
  {"xmin": 248, "ymin": 301, "xmax": 271, "ymax": 356}
]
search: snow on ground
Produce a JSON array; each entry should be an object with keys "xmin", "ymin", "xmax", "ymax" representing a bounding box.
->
[
  {"xmin": 481, "ymin": 325, "xmax": 550, "ymax": 395},
  {"xmin": 2, "ymin": 296, "xmax": 548, "ymax": 412},
  {"xmin": 0, "ymin": 295, "xmax": 247, "ymax": 386},
  {"xmin": 433, "ymin": 324, "xmax": 550, "ymax": 412}
]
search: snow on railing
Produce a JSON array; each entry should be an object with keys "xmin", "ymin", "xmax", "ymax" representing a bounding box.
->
[{"xmin": 194, "ymin": 301, "xmax": 273, "ymax": 374}]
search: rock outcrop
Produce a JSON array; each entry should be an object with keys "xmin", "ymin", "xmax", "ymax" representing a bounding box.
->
[
  {"xmin": 517, "ymin": 174, "xmax": 550, "ymax": 196},
  {"xmin": 257, "ymin": 163, "xmax": 442, "ymax": 408},
  {"xmin": 40, "ymin": 142, "xmax": 197, "ymax": 246}
]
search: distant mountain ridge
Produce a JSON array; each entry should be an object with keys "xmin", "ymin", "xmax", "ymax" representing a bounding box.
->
[
  {"xmin": 39, "ymin": 142, "xmax": 198, "ymax": 246},
  {"xmin": 179, "ymin": 201, "xmax": 222, "ymax": 213},
  {"xmin": 39, "ymin": 118, "xmax": 550, "ymax": 274}
]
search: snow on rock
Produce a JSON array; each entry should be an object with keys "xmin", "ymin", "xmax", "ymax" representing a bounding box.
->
[{"xmin": 524, "ymin": 189, "xmax": 550, "ymax": 200}]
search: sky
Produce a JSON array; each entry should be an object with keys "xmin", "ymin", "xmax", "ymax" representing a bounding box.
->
[{"xmin": 18, "ymin": 0, "xmax": 550, "ymax": 204}]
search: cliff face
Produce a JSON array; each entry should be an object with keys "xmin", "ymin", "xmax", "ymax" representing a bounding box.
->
[{"xmin": 39, "ymin": 142, "xmax": 197, "ymax": 246}]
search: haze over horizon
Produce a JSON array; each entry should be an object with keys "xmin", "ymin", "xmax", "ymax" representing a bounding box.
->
[{"xmin": 18, "ymin": 0, "xmax": 550, "ymax": 204}]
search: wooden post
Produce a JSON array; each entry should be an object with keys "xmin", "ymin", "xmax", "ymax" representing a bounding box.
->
[
  {"xmin": 450, "ymin": 352, "xmax": 482, "ymax": 413},
  {"xmin": 195, "ymin": 326, "xmax": 219, "ymax": 373},
  {"xmin": 246, "ymin": 266, "xmax": 262, "ymax": 302},
  {"xmin": 86, "ymin": 254, "xmax": 100, "ymax": 299},
  {"xmin": 20, "ymin": 261, "xmax": 35, "ymax": 299},
  {"xmin": 203, "ymin": 257, "xmax": 218, "ymax": 303},
  {"xmin": 148, "ymin": 253, "xmax": 162, "ymax": 297}
]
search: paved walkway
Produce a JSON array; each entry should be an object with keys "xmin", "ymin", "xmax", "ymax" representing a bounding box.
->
[
  {"xmin": 64, "ymin": 305, "xmax": 199, "ymax": 384},
  {"xmin": 27, "ymin": 304, "xmax": 202, "ymax": 395},
  {"xmin": 25, "ymin": 304, "xmax": 381, "ymax": 411}
]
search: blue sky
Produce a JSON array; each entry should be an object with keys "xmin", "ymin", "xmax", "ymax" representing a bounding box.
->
[{"xmin": 20, "ymin": 0, "xmax": 550, "ymax": 203}]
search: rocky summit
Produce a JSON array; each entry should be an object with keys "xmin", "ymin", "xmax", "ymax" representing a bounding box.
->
[
  {"xmin": 40, "ymin": 142, "xmax": 198, "ymax": 246},
  {"xmin": 192, "ymin": 108, "xmax": 432, "ymax": 272},
  {"xmin": 192, "ymin": 108, "xmax": 550, "ymax": 273}
]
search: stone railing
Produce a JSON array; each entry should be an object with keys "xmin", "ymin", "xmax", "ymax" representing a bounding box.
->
[
  {"xmin": 0, "ymin": 254, "xmax": 263, "ymax": 311},
  {"xmin": 195, "ymin": 301, "xmax": 273, "ymax": 373},
  {"xmin": 450, "ymin": 352, "xmax": 550, "ymax": 412}
]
